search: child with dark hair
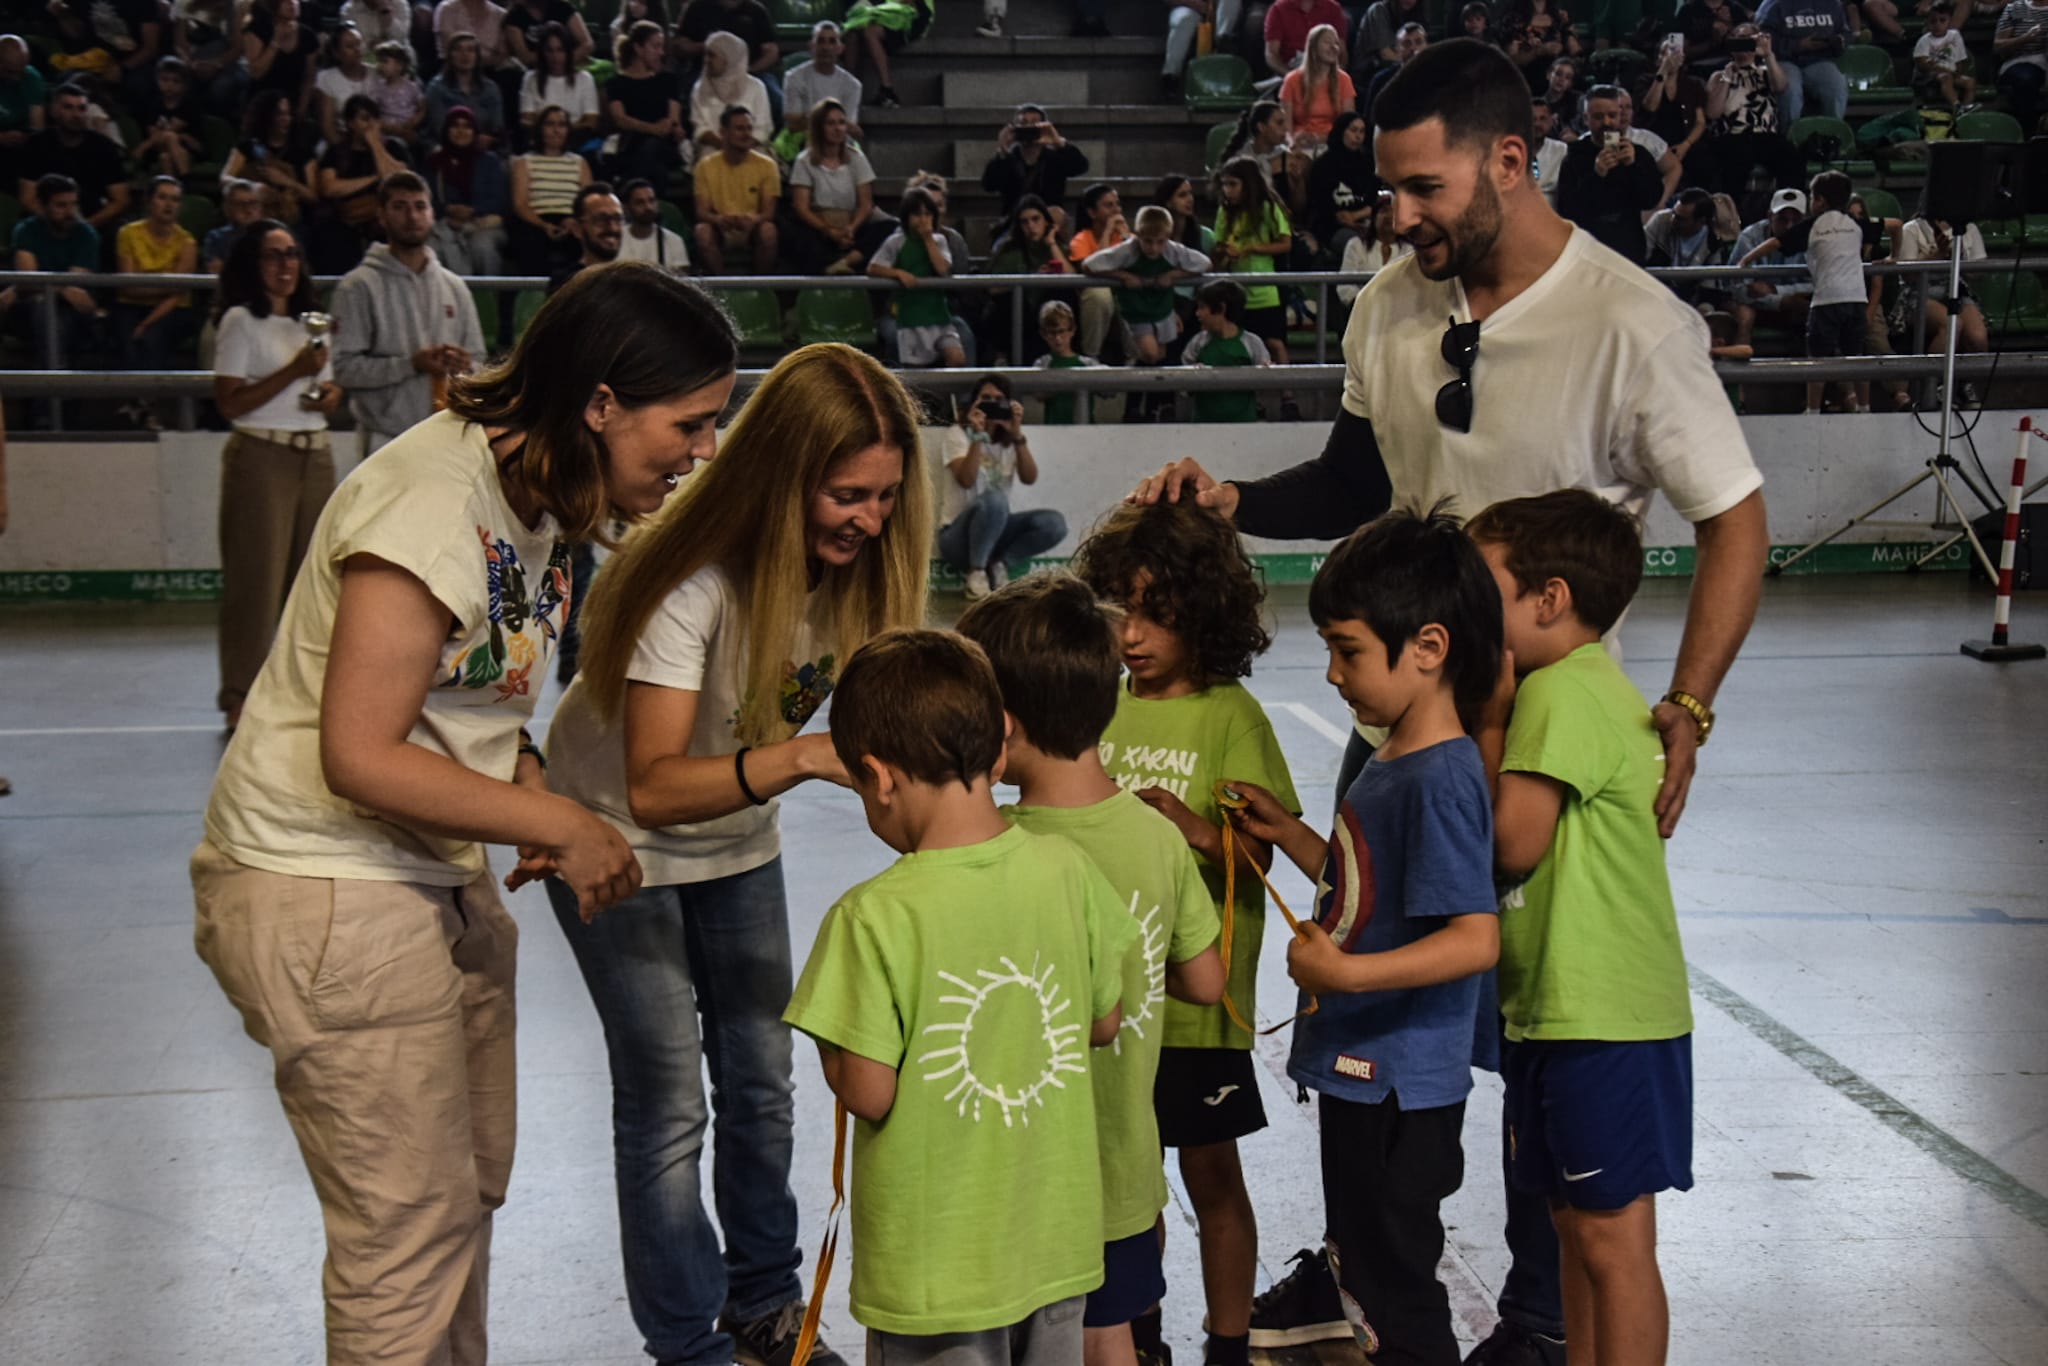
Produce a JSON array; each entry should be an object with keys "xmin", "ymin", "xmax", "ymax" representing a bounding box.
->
[
  {"xmin": 1224, "ymin": 508, "xmax": 1504, "ymax": 1366},
  {"xmin": 957, "ymin": 575, "xmax": 1226, "ymax": 1366},
  {"xmin": 784, "ymin": 627, "xmax": 1138, "ymax": 1358},
  {"xmin": 1466, "ymin": 489, "xmax": 1693, "ymax": 1366},
  {"xmin": 1070, "ymin": 500, "xmax": 1299, "ymax": 1366},
  {"xmin": 1182, "ymin": 279, "xmax": 1272, "ymax": 424},
  {"xmin": 868, "ymin": 186, "xmax": 967, "ymax": 367}
]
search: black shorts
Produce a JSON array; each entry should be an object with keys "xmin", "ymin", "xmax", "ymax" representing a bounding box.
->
[
  {"xmin": 1154, "ymin": 1046, "xmax": 1268, "ymax": 1148},
  {"xmin": 1240, "ymin": 303, "xmax": 1287, "ymax": 346},
  {"xmin": 1084, "ymin": 1229, "xmax": 1167, "ymax": 1327},
  {"xmin": 1806, "ymin": 300, "xmax": 1866, "ymax": 358}
]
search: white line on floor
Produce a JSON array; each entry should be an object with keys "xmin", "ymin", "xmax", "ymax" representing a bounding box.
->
[{"xmin": 1274, "ymin": 700, "xmax": 1352, "ymax": 749}]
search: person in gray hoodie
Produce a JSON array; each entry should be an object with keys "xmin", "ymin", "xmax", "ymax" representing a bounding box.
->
[{"xmin": 331, "ymin": 170, "xmax": 486, "ymax": 463}]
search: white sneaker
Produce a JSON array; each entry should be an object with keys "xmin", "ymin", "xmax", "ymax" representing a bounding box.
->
[
  {"xmin": 987, "ymin": 561, "xmax": 1010, "ymax": 589},
  {"xmin": 964, "ymin": 569, "xmax": 992, "ymax": 600},
  {"xmin": 975, "ymin": 13, "xmax": 1004, "ymax": 36}
]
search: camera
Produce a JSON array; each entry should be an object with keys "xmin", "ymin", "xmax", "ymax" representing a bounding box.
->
[
  {"xmin": 977, "ymin": 398, "xmax": 1012, "ymax": 422},
  {"xmin": 1012, "ymin": 123, "xmax": 1042, "ymax": 144},
  {"xmin": 1727, "ymin": 34, "xmax": 1757, "ymax": 52}
]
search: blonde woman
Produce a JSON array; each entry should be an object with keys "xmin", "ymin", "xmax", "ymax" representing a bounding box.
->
[
  {"xmin": 542, "ymin": 342, "xmax": 930, "ymax": 1366},
  {"xmin": 1279, "ymin": 23, "xmax": 1354, "ymax": 143}
]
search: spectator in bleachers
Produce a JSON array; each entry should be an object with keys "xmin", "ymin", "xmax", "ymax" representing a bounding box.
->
[
  {"xmin": 48, "ymin": 0, "xmax": 165, "ymax": 109},
  {"xmin": 205, "ymin": 179, "xmax": 268, "ymax": 272},
  {"xmin": 785, "ymin": 98, "xmax": 885, "ymax": 274},
  {"xmin": 982, "ymin": 105, "xmax": 1091, "ymax": 229},
  {"xmin": 1530, "ymin": 96, "xmax": 1569, "ymax": 204},
  {"xmin": 690, "ymin": 32, "xmax": 773, "ymax": 154},
  {"xmin": 1913, "ymin": 4, "xmax": 1976, "ymax": 106},
  {"xmin": 521, "ymin": 22, "xmax": 600, "ymax": 144},
  {"xmin": 1282, "ymin": 24, "xmax": 1356, "ymax": 143},
  {"xmin": 1182, "ymin": 277, "xmax": 1270, "ymax": 421},
  {"xmin": 113, "ymin": 177, "xmax": 200, "ymax": 416},
  {"xmin": 172, "ymin": 0, "xmax": 244, "ymax": 112},
  {"xmin": 1637, "ymin": 38, "xmax": 1708, "ymax": 182},
  {"xmin": 1734, "ymin": 170, "xmax": 1885, "ymax": 409},
  {"xmin": 434, "ymin": 0, "xmax": 515, "ymax": 71},
  {"xmin": 1363, "ymin": 26, "xmax": 1427, "ymax": 129},
  {"xmin": 1459, "ymin": 1, "xmax": 1502, "ymax": 44},
  {"xmin": 511, "ymin": 103, "xmax": 592, "ymax": 270},
  {"xmin": 1033, "ymin": 299, "xmax": 1105, "ymax": 424},
  {"xmin": 676, "ymin": 0, "xmax": 784, "ymax": 124},
  {"xmin": 692, "ymin": 105, "xmax": 780, "ymax": 272},
  {"xmin": 554, "ymin": 181, "xmax": 624, "ymax": 291},
  {"xmin": 1755, "ymin": 0, "xmax": 1848, "ymax": 122},
  {"xmin": 1615, "ymin": 84, "xmax": 1684, "ymax": 205},
  {"xmin": 937, "ymin": 374, "xmax": 1064, "ymax": 597},
  {"xmin": 222, "ymin": 89, "xmax": 318, "ymax": 227},
  {"xmin": 368, "ymin": 40, "xmax": 428, "ymax": 143},
  {"xmin": 607, "ymin": 0, "xmax": 667, "ymax": 64},
  {"xmin": 983, "ymin": 193, "xmax": 1071, "ymax": 361},
  {"xmin": 869, "ymin": 186, "xmax": 966, "ymax": 367},
  {"xmin": 1067, "ymin": 181, "xmax": 1131, "ymax": 359},
  {"xmin": 18, "ymin": 86, "xmax": 132, "ymax": 242},
  {"xmin": 1725, "ymin": 186, "xmax": 1810, "ymax": 347},
  {"xmin": 1502, "ymin": 0, "xmax": 1579, "ymax": 84},
  {"xmin": 341, "ymin": 0, "xmax": 415, "ymax": 73},
  {"xmin": 131, "ymin": 56, "xmax": 204, "ymax": 180},
  {"xmin": 11, "ymin": 173, "xmax": 105, "ymax": 372},
  {"xmin": 426, "ymin": 32, "xmax": 509, "ymax": 152},
  {"xmin": 1699, "ymin": 24, "xmax": 1803, "ymax": 197},
  {"xmin": 1557, "ymin": 84, "xmax": 1663, "ymax": 262},
  {"xmin": 332, "ymin": 169, "xmax": 485, "ymax": 453},
  {"xmin": 317, "ymin": 25, "xmax": 378, "ymax": 147},
  {"xmin": 1897, "ymin": 210, "xmax": 1988, "ymax": 359},
  {"xmin": 1302, "ymin": 109, "xmax": 1373, "ymax": 260},
  {"xmin": 1083, "ymin": 202, "xmax": 1210, "ymax": 412},
  {"xmin": 504, "ymin": 0, "xmax": 597, "ymax": 70},
  {"xmin": 0, "ymin": 36, "xmax": 48, "ymax": 193},
  {"xmin": 784, "ymin": 22, "xmax": 864, "ymax": 138},
  {"xmin": 902, "ymin": 168, "xmax": 981, "ymax": 361},
  {"xmin": 607, "ymin": 22, "xmax": 683, "ymax": 185},
  {"xmin": 1156, "ymin": 172, "xmax": 1217, "ymax": 258},
  {"xmin": 1219, "ymin": 98, "xmax": 1291, "ymax": 192},
  {"xmin": 1164, "ymin": 0, "xmax": 1245, "ymax": 96},
  {"xmin": 1355, "ymin": 0, "xmax": 1424, "ymax": 86},
  {"xmin": 617, "ymin": 176, "xmax": 691, "ymax": 268},
  {"xmin": 426, "ymin": 105, "xmax": 509, "ymax": 274},
  {"xmin": 1645, "ymin": 184, "xmax": 1723, "ymax": 274},
  {"xmin": 1678, "ymin": 0, "xmax": 1750, "ymax": 74},
  {"xmin": 1541, "ymin": 53, "xmax": 1584, "ymax": 129},
  {"xmin": 240, "ymin": 0, "xmax": 317, "ymax": 113},
  {"xmin": 313, "ymin": 94, "xmax": 415, "ymax": 271},
  {"xmin": 910, "ymin": 171, "xmax": 974, "ymax": 268},
  {"xmin": 1211, "ymin": 154, "xmax": 1296, "ymax": 413},
  {"xmin": 842, "ymin": 0, "xmax": 935, "ymax": 110},
  {"xmin": 1266, "ymin": 0, "xmax": 1350, "ymax": 79},
  {"xmin": 1995, "ymin": 0, "xmax": 2048, "ymax": 131},
  {"xmin": 1336, "ymin": 190, "xmax": 1409, "ymax": 302}
]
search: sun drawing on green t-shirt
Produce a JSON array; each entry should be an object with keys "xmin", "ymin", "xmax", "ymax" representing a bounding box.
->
[
  {"xmin": 918, "ymin": 955, "xmax": 1088, "ymax": 1127},
  {"xmin": 1116, "ymin": 890, "xmax": 1167, "ymax": 1056}
]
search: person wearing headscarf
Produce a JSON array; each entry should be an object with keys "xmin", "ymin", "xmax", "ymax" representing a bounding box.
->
[
  {"xmin": 425, "ymin": 105, "xmax": 509, "ymax": 276},
  {"xmin": 1302, "ymin": 109, "xmax": 1376, "ymax": 261},
  {"xmin": 689, "ymin": 30, "xmax": 771, "ymax": 154}
]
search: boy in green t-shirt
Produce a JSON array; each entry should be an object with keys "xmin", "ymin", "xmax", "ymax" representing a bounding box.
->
[
  {"xmin": 1181, "ymin": 280, "xmax": 1273, "ymax": 425},
  {"xmin": 1032, "ymin": 300, "xmax": 1105, "ymax": 426},
  {"xmin": 957, "ymin": 574, "xmax": 1227, "ymax": 1366},
  {"xmin": 867, "ymin": 186, "xmax": 968, "ymax": 368},
  {"xmin": 785, "ymin": 628, "xmax": 1140, "ymax": 1358},
  {"xmin": 1467, "ymin": 490, "xmax": 1696, "ymax": 1366}
]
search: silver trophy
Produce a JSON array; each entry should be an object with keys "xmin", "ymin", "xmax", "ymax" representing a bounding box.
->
[{"xmin": 300, "ymin": 311, "xmax": 333, "ymax": 402}]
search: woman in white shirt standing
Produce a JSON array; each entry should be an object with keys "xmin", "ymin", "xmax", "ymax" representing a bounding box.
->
[
  {"xmin": 210, "ymin": 220, "xmax": 342, "ymax": 732},
  {"xmin": 192, "ymin": 262, "xmax": 739, "ymax": 1364},
  {"xmin": 541, "ymin": 342, "xmax": 930, "ymax": 1366}
]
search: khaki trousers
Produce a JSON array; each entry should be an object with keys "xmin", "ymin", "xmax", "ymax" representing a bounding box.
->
[
  {"xmin": 217, "ymin": 431, "xmax": 335, "ymax": 712},
  {"xmin": 191, "ymin": 841, "xmax": 519, "ymax": 1366}
]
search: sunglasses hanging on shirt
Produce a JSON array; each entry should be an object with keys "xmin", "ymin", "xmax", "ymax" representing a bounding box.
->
[{"xmin": 1435, "ymin": 316, "xmax": 1481, "ymax": 433}]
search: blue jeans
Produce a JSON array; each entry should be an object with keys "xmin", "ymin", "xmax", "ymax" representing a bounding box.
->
[
  {"xmin": 547, "ymin": 857, "xmax": 802, "ymax": 1366},
  {"xmin": 1779, "ymin": 58, "xmax": 1847, "ymax": 124},
  {"xmin": 937, "ymin": 486, "xmax": 1069, "ymax": 573}
]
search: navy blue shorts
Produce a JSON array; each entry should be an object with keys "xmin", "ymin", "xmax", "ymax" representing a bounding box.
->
[
  {"xmin": 1503, "ymin": 1035, "xmax": 1694, "ymax": 1211},
  {"xmin": 1083, "ymin": 1228, "xmax": 1166, "ymax": 1327}
]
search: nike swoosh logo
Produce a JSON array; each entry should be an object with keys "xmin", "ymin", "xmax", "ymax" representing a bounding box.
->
[
  {"xmin": 1202, "ymin": 1085, "xmax": 1240, "ymax": 1106},
  {"xmin": 1562, "ymin": 1168, "xmax": 1604, "ymax": 1182}
]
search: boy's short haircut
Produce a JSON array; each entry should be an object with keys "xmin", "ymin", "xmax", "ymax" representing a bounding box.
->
[
  {"xmin": 1072, "ymin": 500, "xmax": 1272, "ymax": 682},
  {"xmin": 898, "ymin": 185, "xmax": 938, "ymax": 221},
  {"xmin": 1309, "ymin": 507, "xmax": 1504, "ymax": 718},
  {"xmin": 955, "ymin": 574, "xmax": 1123, "ymax": 761},
  {"xmin": 831, "ymin": 628, "xmax": 1006, "ymax": 789},
  {"xmin": 1038, "ymin": 299, "xmax": 1076, "ymax": 329},
  {"xmin": 378, "ymin": 169, "xmax": 430, "ymax": 203},
  {"xmin": 1133, "ymin": 204, "xmax": 1173, "ymax": 235},
  {"xmin": 1930, "ymin": 1, "xmax": 1953, "ymax": 13},
  {"xmin": 1466, "ymin": 489, "xmax": 1645, "ymax": 635},
  {"xmin": 1808, "ymin": 170, "xmax": 1853, "ymax": 212},
  {"xmin": 1195, "ymin": 278, "xmax": 1247, "ymax": 321}
]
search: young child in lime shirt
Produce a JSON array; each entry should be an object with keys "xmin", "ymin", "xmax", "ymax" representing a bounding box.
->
[
  {"xmin": 784, "ymin": 628, "xmax": 1140, "ymax": 1354},
  {"xmin": 1071, "ymin": 500, "xmax": 1300, "ymax": 1366},
  {"xmin": 957, "ymin": 574, "xmax": 1227, "ymax": 1366},
  {"xmin": 1468, "ymin": 490, "xmax": 1696, "ymax": 1366}
]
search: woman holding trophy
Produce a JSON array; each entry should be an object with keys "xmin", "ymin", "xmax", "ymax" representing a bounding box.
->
[{"xmin": 210, "ymin": 219, "xmax": 342, "ymax": 732}]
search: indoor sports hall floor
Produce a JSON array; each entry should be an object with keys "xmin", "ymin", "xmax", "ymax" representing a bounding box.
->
[{"xmin": 1, "ymin": 574, "xmax": 2044, "ymax": 1366}]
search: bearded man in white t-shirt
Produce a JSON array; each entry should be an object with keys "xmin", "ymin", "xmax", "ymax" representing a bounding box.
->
[{"xmin": 1132, "ymin": 44, "xmax": 1768, "ymax": 1358}]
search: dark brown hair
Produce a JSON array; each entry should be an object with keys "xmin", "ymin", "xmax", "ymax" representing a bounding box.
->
[
  {"xmin": 955, "ymin": 574, "xmax": 1123, "ymax": 761},
  {"xmin": 1466, "ymin": 488, "xmax": 1644, "ymax": 634},
  {"xmin": 832, "ymin": 629, "xmax": 1006, "ymax": 790},
  {"xmin": 1071, "ymin": 500, "xmax": 1272, "ymax": 683}
]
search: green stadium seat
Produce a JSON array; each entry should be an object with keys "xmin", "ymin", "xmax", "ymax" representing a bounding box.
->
[
  {"xmin": 1184, "ymin": 55, "xmax": 1256, "ymax": 114},
  {"xmin": 513, "ymin": 288, "xmax": 546, "ymax": 339},
  {"xmin": 1955, "ymin": 110, "xmax": 2025, "ymax": 143},
  {"xmin": 2025, "ymin": 215, "xmax": 2048, "ymax": 246},
  {"xmin": 782, "ymin": 49, "xmax": 810, "ymax": 78},
  {"xmin": 470, "ymin": 286, "xmax": 500, "ymax": 342},
  {"xmin": 1204, "ymin": 121, "xmax": 1236, "ymax": 170},
  {"xmin": 794, "ymin": 287, "xmax": 875, "ymax": 347},
  {"xmin": 1788, "ymin": 115, "xmax": 1873, "ymax": 176},
  {"xmin": 1971, "ymin": 271, "xmax": 2045, "ymax": 335},
  {"xmin": 1841, "ymin": 44, "xmax": 1905, "ymax": 104},
  {"xmin": 191, "ymin": 115, "xmax": 235, "ymax": 182},
  {"xmin": 717, "ymin": 288, "xmax": 787, "ymax": 348},
  {"xmin": 1589, "ymin": 47, "xmax": 1651, "ymax": 87},
  {"xmin": 659, "ymin": 198, "xmax": 687, "ymax": 237},
  {"xmin": 1979, "ymin": 218, "xmax": 2021, "ymax": 251},
  {"xmin": 1856, "ymin": 186, "xmax": 1902, "ymax": 221},
  {"xmin": 176, "ymin": 193, "xmax": 222, "ymax": 238},
  {"xmin": 774, "ymin": 0, "xmax": 841, "ymax": 46}
]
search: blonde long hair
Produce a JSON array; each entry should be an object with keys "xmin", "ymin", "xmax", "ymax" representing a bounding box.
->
[
  {"xmin": 576, "ymin": 343, "xmax": 932, "ymax": 745},
  {"xmin": 1302, "ymin": 23, "xmax": 1343, "ymax": 114}
]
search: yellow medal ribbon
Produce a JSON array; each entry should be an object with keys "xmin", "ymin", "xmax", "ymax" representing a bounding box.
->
[{"xmin": 1211, "ymin": 781, "xmax": 1318, "ymax": 1037}]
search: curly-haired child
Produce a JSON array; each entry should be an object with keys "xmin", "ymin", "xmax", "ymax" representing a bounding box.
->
[{"xmin": 1071, "ymin": 499, "xmax": 1301, "ymax": 1366}]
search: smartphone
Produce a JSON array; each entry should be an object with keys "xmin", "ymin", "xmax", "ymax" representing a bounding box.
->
[
  {"xmin": 1605, "ymin": 130, "xmax": 1623, "ymax": 147},
  {"xmin": 1727, "ymin": 34, "xmax": 1756, "ymax": 52}
]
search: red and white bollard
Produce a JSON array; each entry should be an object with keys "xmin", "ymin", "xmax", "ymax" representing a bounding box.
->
[{"xmin": 1962, "ymin": 417, "xmax": 2047, "ymax": 662}]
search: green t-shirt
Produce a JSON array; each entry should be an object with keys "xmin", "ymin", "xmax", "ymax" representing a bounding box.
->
[
  {"xmin": 784, "ymin": 825, "xmax": 1139, "ymax": 1334},
  {"xmin": 1005, "ymin": 791, "xmax": 1222, "ymax": 1240},
  {"xmin": 0, "ymin": 67, "xmax": 48, "ymax": 135},
  {"xmin": 1099, "ymin": 680, "xmax": 1300, "ymax": 1049},
  {"xmin": 1188, "ymin": 331, "xmax": 1259, "ymax": 423},
  {"xmin": 1042, "ymin": 352, "xmax": 1090, "ymax": 426},
  {"xmin": 1499, "ymin": 643, "xmax": 1694, "ymax": 1043},
  {"xmin": 1215, "ymin": 202, "xmax": 1291, "ymax": 311},
  {"xmin": 891, "ymin": 230, "xmax": 953, "ymax": 329}
]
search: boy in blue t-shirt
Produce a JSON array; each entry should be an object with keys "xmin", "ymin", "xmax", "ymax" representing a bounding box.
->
[
  {"xmin": 1227, "ymin": 512, "xmax": 1504, "ymax": 1365},
  {"xmin": 1467, "ymin": 490, "xmax": 1696, "ymax": 1366}
]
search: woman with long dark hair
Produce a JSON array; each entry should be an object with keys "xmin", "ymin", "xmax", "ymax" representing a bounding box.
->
[
  {"xmin": 519, "ymin": 20, "xmax": 600, "ymax": 143},
  {"xmin": 193, "ymin": 263, "xmax": 739, "ymax": 1362},
  {"xmin": 981, "ymin": 194, "xmax": 1072, "ymax": 362},
  {"xmin": 220, "ymin": 88, "xmax": 317, "ymax": 225}
]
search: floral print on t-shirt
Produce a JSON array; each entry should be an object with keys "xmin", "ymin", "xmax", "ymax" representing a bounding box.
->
[{"xmin": 448, "ymin": 524, "xmax": 574, "ymax": 698}]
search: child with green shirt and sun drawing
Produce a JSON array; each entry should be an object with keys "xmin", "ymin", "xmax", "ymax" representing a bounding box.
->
[
  {"xmin": 957, "ymin": 573, "xmax": 1228, "ymax": 1366},
  {"xmin": 1467, "ymin": 490, "xmax": 1696, "ymax": 1366},
  {"xmin": 1071, "ymin": 500, "xmax": 1301, "ymax": 1366},
  {"xmin": 784, "ymin": 628, "xmax": 1140, "ymax": 1363}
]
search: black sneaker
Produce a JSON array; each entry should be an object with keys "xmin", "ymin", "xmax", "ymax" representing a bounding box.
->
[
  {"xmin": 1244, "ymin": 1247, "xmax": 1349, "ymax": 1347},
  {"xmin": 723, "ymin": 1301, "xmax": 847, "ymax": 1366},
  {"xmin": 875, "ymin": 85, "xmax": 901, "ymax": 108},
  {"xmin": 1136, "ymin": 1344, "xmax": 1173, "ymax": 1366},
  {"xmin": 1463, "ymin": 1320, "xmax": 1567, "ymax": 1366}
]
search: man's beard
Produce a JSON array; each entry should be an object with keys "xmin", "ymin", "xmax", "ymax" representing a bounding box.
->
[{"xmin": 1414, "ymin": 171, "xmax": 1503, "ymax": 282}]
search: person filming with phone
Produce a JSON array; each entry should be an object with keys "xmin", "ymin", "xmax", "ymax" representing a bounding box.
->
[
  {"xmin": 981, "ymin": 103, "xmax": 1091, "ymax": 232},
  {"xmin": 935, "ymin": 373, "xmax": 1068, "ymax": 600},
  {"xmin": 1557, "ymin": 84, "xmax": 1666, "ymax": 264}
]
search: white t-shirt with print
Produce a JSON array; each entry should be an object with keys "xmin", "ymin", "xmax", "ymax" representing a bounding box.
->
[
  {"xmin": 1914, "ymin": 28, "xmax": 1968, "ymax": 69},
  {"xmin": 214, "ymin": 305, "xmax": 335, "ymax": 433},
  {"xmin": 544, "ymin": 564, "xmax": 838, "ymax": 886},
  {"xmin": 205, "ymin": 411, "xmax": 571, "ymax": 884},
  {"xmin": 935, "ymin": 426, "xmax": 1019, "ymax": 526},
  {"xmin": 1339, "ymin": 226, "xmax": 1762, "ymax": 525}
]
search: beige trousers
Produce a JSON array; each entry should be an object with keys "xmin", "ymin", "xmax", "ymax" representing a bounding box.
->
[
  {"xmin": 216, "ymin": 432, "xmax": 335, "ymax": 712},
  {"xmin": 191, "ymin": 841, "xmax": 519, "ymax": 1366}
]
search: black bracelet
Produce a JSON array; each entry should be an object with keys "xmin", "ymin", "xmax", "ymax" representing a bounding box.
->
[
  {"xmin": 735, "ymin": 746, "xmax": 767, "ymax": 806},
  {"xmin": 518, "ymin": 741, "xmax": 547, "ymax": 771}
]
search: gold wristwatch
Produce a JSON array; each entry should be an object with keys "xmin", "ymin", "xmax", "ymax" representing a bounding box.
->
[{"xmin": 1661, "ymin": 690, "xmax": 1714, "ymax": 745}]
